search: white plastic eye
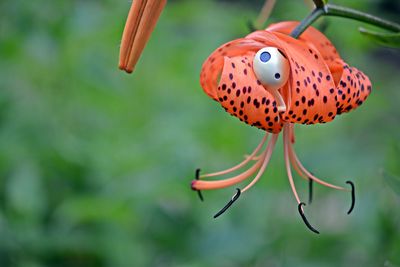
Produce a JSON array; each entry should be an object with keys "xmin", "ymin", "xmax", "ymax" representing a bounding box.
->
[{"xmin": 253, "ymin": 47, "xmax": 290, "ymax": 91}]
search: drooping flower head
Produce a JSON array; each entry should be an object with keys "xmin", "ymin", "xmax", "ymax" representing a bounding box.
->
[
  {"xmin": 200, "ymin": 21, "xmax": 371, "ymax": 132},
  {"xmin": 192, "ymin": 22, "xmax": 371, "ymax": 233}
]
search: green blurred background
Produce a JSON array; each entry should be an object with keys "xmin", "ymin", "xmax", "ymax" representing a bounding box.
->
[{"xmin": 0, "ymin": 0, "xmax": 399, "ymax": 266}]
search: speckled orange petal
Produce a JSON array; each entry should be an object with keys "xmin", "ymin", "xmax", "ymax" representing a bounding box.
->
[
  {"xmin": 266, "ymin": 25, "xmax": 372, "ymax": 120},
  {"xmin": 200, "ymin": 22, "xmax": 372, "ymax": 130},
  {"xmin": 261, "ymin": 21, "xmax": 344, "ymax": 86},
  {"xmin": 333, "ymin": 59, "xmax": 372, "ymax": 115},
  {"xmin": 247, "ymin": 30, "xmax": 338, "ymax": 124},
  {"xmin": 200, "ymin": 39, "xmax": 267, "ymax": 101},
  {"xmin": 217, "ymin": 56, "xmax": 284, "ymax": 133},
  {"xmin": 266, "ymin": 21, "xmax": 340, "ymax": 65}
]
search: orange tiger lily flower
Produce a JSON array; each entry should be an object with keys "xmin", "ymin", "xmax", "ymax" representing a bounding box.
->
[
  {"xmin": 192, "ymin": 21, "xmax": 371, "ymax": 232},
  {"xmin": 119, "ymin": 0, "xmax": 167, "ymax": 73},
  {"xmin": 117, "ymin": 1, "xmax": 369, "ymax": 232}
]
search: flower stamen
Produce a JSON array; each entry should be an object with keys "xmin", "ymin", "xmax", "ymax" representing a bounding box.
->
[
  {"xmin": 346, "ymin": 181, "xmax": 355, "ymax": 214},
  {"xmin": 194, "ymin": 168, "xmax": 204, "ymax": 201},
  {"xmin": 286, "ymin": 125, "xmax": 347, "ymax": 191},
  {"xmin": 284, "ymin": 125, "xmax": 301, "ymax": 205},
  {"xmin": 308, "ymin": 179, "xmax": 313, "ymax": 204},
  {"xmin": 200, "ymin": 134, "xmax": 269, "ymax": 179},
  {"xmin": 191, "ymin": 149, "xmax": 268, "ymax": 191},
  {"xmin": 213, "ymin": 188, "xmax": 241, "ymax": 218},
  {"xmin": 241, "ymin": 134, "xmax": 279, "ymax": 193},
  {"xmin": 298, "ymin": 202, "xmax": 320, "ymax": 234}
]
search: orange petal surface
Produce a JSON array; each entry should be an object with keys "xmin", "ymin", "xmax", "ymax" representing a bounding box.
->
[{"xmin": 217, "ymin": 56, "xmax": 284, "ymax": 133}]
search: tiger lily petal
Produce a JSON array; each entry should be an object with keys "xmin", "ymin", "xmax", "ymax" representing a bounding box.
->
[{"xmin": 119, "ymin": 0, "xmax": 167, "ymax": 73}]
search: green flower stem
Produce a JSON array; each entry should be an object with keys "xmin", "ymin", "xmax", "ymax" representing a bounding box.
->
[
  {"xmin": 290, "ymin": 8, "xmax": 325, "ymax": 38},
  {"xmin": 312, "ymin": 0, "xmax": 325, "ymax": 9},
  {"xmin": 326, "ymin": 4, "xmax": 400, "ymax": 32},
  {"xmin": 290, "ymin": 4, "xmax": 400, "ymax": 39}
]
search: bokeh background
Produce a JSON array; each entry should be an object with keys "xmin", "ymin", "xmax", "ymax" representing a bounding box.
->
[{"xmin": 0, "ymin": 0, "xmax": 400, "ymax": 266}]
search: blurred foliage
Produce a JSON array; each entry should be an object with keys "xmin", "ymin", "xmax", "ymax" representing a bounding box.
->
[
  {"xmin": 0, "ymin": 0, "xmax": 400, "ymax": 266},
  {"xmin": 359, "ymin": 28, "xmax": 400, "ymax": 48}
]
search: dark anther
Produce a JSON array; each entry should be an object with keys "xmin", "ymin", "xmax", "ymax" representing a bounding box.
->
[
  {"xmin": 195, "ymin": 168, "xmax": 204, "ymax": 202},
  {"xmin": 346, "ymin": 181, "xmax": 355, "ymax": 214},
  {"xmin": 213, "ymin": 188, "xmax": 241, "ymax": 218},
  {"xmin": 247, "ymin": 20, "xmax": 256, "ymax": 33},
  {"xmin": 298, "ymin": 202, "xmax": 320, "ymax": 234},
  {"xmin": 308, "ymin": 178, "xmax": 313, "ymax": 204}
]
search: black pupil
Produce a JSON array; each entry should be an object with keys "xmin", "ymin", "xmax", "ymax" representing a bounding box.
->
[{"xmin": 275, "ymin": 73, "xmax": 281, "ymax": 79}]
